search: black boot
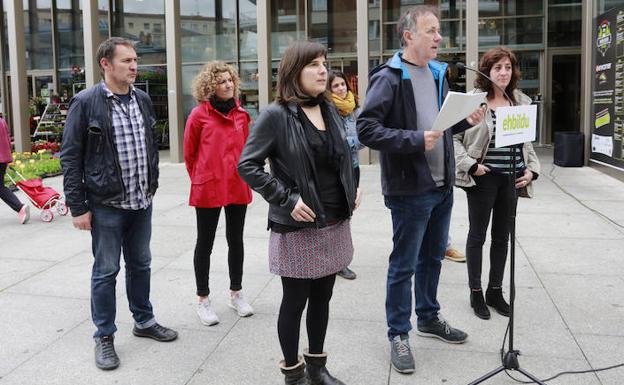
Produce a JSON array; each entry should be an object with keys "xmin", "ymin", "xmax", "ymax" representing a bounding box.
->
[
  {"xmin": 486, "ymin": 287, "xmax": 510, "ymax": 317},
  {"xmin": 303, "ymin": 349, "xmax": 346, "ymax": 385},
  {"xmin": 279, "ymin": 358, "xmax": 309, "ymax": 385},
  {"xmin": 470, "ymin": 289, "xmax": 491, "ymax": 320}
]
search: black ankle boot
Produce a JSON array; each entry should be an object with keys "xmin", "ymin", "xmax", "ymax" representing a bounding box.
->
[
  {"xmin": 303, "ymin": 349, "xmax": 346, "ymax": 385},
  {"xmin": 486, "ymin": 287, "xmax": 510, "ymax": 317},
  {"xmin": 470, "ymin": 290, "xmax": 491, "ymax": 320},
  {"xmin": 279, "ymin": 358, "xmax": 310, "ymax": 385}
]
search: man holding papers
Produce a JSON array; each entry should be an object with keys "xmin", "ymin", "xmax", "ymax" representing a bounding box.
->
[{"xmin": 357, "ymin": 5, "xmax": 484, "ymax": 375}]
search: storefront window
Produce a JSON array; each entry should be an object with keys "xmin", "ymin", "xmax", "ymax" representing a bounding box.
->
[
  {"xmin": 271, "ymin": 0, "xmax": 305, "ymax": 59},
  {"xmin": 479, "ymin": 17, "xmax": 544, "ymax": 50},
  {"xmin": 98, "ymin": 0, "xmax": 109, "ymax": 44},
  {"xmin": 180, "ymin": 0, "xmax": 237, "ymax": 63},
  {"xmin": 182, "ymin": 63, "xmax": 202, "ymax": 119},
  {"xmin": 112, "ymin": 0, "xmax": 166, "ymax": 65},
  {"xmin": 239, "ymin": 61, "xmax": 259, "ymax": 119},
  {"xmin": 56, "ymin": 0, "xmax": 85, "ymax": 69},
  {"xmin": 24, "ymin": 0, "xmax": 54, "ymax": 70},
  {"xmin": 308, "ymin": 0, "xmax": 357, "ymax": 54},
  {"xmin": 548, "ymin": 1, "xmax": 581, "ymax": 47},
  {"xmin": 239, "ymin": 0, "xmax": 257, "ymax": 60},
  {"xmin": 479, "ymin": 0, "xmax": 543, "ymax": 17}
]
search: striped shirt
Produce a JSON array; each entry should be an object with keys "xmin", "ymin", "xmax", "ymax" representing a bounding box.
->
[
  {"xmin": 102, "ymin": 82, "xmax": 151, "ymax": 210},
  {"xmin": 483, "ymin": 110, "xmax": 526, "ymax": 175}
]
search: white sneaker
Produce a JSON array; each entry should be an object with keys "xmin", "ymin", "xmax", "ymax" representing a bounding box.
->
[
  {"xmin": 197, "ymin": 299, "xmax": 219, "ymax": 326},
  {"xmin": 228, "ymin": 291, "xmax": 254, "ymax": 317}
]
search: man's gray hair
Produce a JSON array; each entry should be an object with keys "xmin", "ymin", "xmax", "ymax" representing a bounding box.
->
[{"xmin": 397, "ymin": 5, "xmax": 440, "ymax": 48}]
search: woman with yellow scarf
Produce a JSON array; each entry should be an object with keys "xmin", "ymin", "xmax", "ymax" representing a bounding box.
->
[{"xmin": 329, "ymin": 70, "xmax": 363, "ymax": 281}]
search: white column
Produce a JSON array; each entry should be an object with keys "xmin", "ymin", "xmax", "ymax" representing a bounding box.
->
[
  {"xmin": 257, "ymin": 0, "xmax": 272, "ymax": 110},
  {"xmin": 357, "ymin": 0, "xmax": 372, "ymax": 164},
  {"xmin": 580, "ymin": 0, "xmax": 593, "ymax": 165},
  {"xmin": 6, "ymin": 0, "xmax": 29, "ymax": 152},
  {"xmin": 83, "ymin": 0, "xmax": 100, "ymax": 88},
  {"xmin": 465, "ymin": 0, "xmax": 479, "ymax": 91},
  {"xmin": 165, "ymin": 0, "xmax": 184, "ymax": 163}
]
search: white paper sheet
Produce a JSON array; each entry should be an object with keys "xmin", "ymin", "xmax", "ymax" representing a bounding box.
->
[
  {"xmin": 592, "ymin": 134, "xmax": 613, "ymax": 156},
  {"xmin": 431, "ymin": 91, "xmax": 487, "ymax": 132}
]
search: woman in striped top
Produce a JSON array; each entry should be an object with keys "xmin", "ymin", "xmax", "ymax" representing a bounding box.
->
[{"xmin": 453, "ymin": 46, "xmax": 540, "ymax": 320}]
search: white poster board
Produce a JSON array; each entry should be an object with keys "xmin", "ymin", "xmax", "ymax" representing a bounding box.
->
[{"xmin": 494, "ymin": 105, "xmax": 537, "ymax": 148}]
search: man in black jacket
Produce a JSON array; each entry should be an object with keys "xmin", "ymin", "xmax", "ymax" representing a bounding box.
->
[
  {"xmin": 357, "ymin": 5, "xmax": 484, "ymax": 374},
  {"xmin": 61, "ymin": 37, "xmax": 177, "ymax": 371}
]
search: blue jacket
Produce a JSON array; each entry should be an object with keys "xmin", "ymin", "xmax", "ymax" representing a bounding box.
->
[{"xmin": 357, "ymin": 51, "xmax": 471, "ymax": 196}]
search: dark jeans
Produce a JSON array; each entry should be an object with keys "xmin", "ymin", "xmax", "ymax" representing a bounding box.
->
[
  {"xmin": 194, "ymin": 204, "xmax": 247, "ymax": 297},
  {"xmin": 90, "ymin": 204, "xmax": 155, "ymax": 338},
  {"xmin": 0, "ymin": 163, "xmax": 23, "ymax": 212},
  {"xmin": 278, "ymin": 275, "xmax": 336, "ymax": 367},
  {"xmin": 465, "ymin": 173, "xmax": 517, "ymax": 290},
  {"xmin": 383, "ymin": 187, "xmax": 453, "ymax": 339}
]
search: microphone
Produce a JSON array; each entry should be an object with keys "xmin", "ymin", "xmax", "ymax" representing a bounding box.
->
[{"xmin": 456, "ymin": 62, "xmax": 515, "ymax": 106}]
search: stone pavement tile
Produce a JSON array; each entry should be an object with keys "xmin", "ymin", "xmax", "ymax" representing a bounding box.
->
[
  {"xmin": 0, "ymin": 321, "xmax": 224, "ymax": 385},
  {"xmin": 326, "ymin": 266, "xmax": 388, "ymax": 322},
  {"xmin": 388, "ymin": 350, "xmax": 600, "ymax": 385},
  {"xmin": 517, "ymin": 192, "xmax": 589, "ymax": 214},
  {"xmin": 538, "ymin": 273, "xmax": 624, "ymax": 336},
  {"xmin": 115, "ymin": 266, "xmax": 273, "ymax": 332},
  {"xmin": 187, "ymin": 313, "xmax": 390, "ymax": 385},
  {"xmin": 555, "ymin": 184, "xmax": 624, "ymax": 202},
  {"xmin": 0, "ymin": 220, "xmax": 90, "ymax": 262},
  {"xmin": 0, "ymin": 258, "xmax": 55, "ymax": 291},
  {"xmin": 575, "ymin": 334, "xmax": 624, "ymax": 385},
  {"xmin": 5, "ymin": 252, "xmax": 171, "ymax": 300},
  {"xmin": 414, "ymin": 283, "xmax": 583, "ymax": 360},
  {"xmin": 518, "ymin": 237, "xmax": 624, "ymax": 276},
  {"xmin": 150, "ymin": 224, "xmax": 197, "ymax": 259},
  {"xmin": 580, "ymin": 200, "xmax": 624, "ymax": 226},
  {"xmin": 515, "ymin": 212, "xmax": 623, "ymax": 240},
  {"xmin": 152, "ymin": 192, "xmax": 188, "ymax": 212},
  {"xmin": 0, "ymin": 293, "xmax": 89, "ymax": 377}
]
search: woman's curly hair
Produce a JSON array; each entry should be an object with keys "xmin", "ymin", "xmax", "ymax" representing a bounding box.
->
[{"xmin": 191, "ymin": 61, "xmax": 240, "ymax": 102}]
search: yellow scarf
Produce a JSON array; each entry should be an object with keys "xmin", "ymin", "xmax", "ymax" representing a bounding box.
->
[{"xmin": 332, "ymin": 91, "xmax": 356, "ymax": 117}]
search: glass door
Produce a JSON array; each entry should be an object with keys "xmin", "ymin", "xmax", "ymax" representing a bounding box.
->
[{"xmin": 546, "ymin": 50, "xmax": 581, "ymax": 143}]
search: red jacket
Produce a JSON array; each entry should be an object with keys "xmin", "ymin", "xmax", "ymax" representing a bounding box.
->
[{"xmin": 184, "ymin": 100, "xmax": 252, "ymax": 208}]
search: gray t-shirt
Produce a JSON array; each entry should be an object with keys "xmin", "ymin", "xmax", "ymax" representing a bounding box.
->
[{"xmin": 404, "ymin": 61, "xmax": 445, "ymax": 187}]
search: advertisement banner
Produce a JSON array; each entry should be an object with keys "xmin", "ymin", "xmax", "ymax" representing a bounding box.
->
[{"xmin": 592, "ymin": 6, "xmax": 624, "ymax": 168}]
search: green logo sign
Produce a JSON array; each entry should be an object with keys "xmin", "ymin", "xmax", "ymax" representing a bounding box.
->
[
  {"xmin": 597, "ymin": 20, "xmax": 612, "ymax": 56},
  {"xmin": 503, "ymin": 114, "xmax": 530, "ymax": 132}
]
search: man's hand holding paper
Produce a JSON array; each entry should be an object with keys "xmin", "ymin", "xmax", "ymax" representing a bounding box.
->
[{"xmin": 431, "ymin": 91, "xmax": 487, "ymax": 132}]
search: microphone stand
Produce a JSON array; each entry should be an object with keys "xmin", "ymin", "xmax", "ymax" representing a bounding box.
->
[{"xmin": 458, "ymin": 63, "xmax": 546, "ymax": 385}]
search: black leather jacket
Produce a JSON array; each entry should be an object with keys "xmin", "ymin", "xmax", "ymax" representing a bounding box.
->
[
  {"xmin": 60, "ymin": 82, "xmax": 159, "ymax": 217},
  {"xmin": 237, "ymin": 101, "xmax": 356, "ymax": 229}
]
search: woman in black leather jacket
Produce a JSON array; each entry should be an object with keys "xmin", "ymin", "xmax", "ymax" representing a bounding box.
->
[{"xmin": 238, "ymin": 41, "xmax": 359, "ymax": 385}]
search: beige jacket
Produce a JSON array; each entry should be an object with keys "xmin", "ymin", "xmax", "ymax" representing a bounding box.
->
[{"xmin": 453, "ymin": 89, "xmax": 541, "ymax": 197}]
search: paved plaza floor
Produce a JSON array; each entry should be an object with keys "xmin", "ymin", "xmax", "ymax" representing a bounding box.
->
[{"xmin": 1, "ymin": 149, "xmax": 623, "ymax": 385}]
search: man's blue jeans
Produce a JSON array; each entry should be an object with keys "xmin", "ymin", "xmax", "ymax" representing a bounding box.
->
[
  {"xmin": 384, "ymin": 187, "xmax": 453, "ymax": 340},
  {"xmin": 90, "ymin": 204, "xmax": 155, "ymax": 338}
]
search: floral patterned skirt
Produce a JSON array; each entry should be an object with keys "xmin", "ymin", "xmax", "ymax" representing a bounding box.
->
[{"xmin": 268, "ymin": 219, "xmax": 353, "ymax": 279}]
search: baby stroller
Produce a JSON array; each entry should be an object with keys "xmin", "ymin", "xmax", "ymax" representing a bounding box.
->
[{"xmin": 6, "ymin": 167, "xmax": 68, "ymax": 222}]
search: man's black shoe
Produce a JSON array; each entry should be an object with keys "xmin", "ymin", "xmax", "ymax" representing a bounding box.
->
[
  {"xmin": 132, "ymin": 323, "xmax": 178, "ymax": 342},
  {"xmin": 416, "ymin": 318, "xmax": 468, "ymax": 344},
  {"xmin": 95, "ymin": 335, "xmax": 120, "ymax": 370}
]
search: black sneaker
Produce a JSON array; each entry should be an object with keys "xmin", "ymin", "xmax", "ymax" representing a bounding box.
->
[
  {"xmin": 416, "ymin": 318, "xmax": 468, "ymax": 344},
  {"xmin": 94, "ymin": 335, "xmax": 120, "ymax": 370},
  {"xmin": 132, "ymin": 323, "xmax": 178, "ymax": 342},
  {"xmin": 390, "ymin": 334, "xmax": 415, "ymax": 374},
  {"xmin": 337, "ymin": 266, "xmax": 357, "ymax": 280}
]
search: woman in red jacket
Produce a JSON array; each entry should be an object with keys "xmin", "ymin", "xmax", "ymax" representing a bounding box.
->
[{"xmin": 184, "ymin": 61, "xmax": 253, "ymax": 326}]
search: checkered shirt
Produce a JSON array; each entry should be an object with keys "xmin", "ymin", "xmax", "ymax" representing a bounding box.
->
[{"xmin": 102, "ymin": 82, "xmax": 151, "ymax": 210}]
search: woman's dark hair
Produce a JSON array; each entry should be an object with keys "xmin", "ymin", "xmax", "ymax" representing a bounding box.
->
[
  {"xmin": 474, "ymin": 46, "xmax": 521, "ymax": 103},
  {"xmin": 276, "ymin": 40, "xmax": 330, "ymax": 105}
]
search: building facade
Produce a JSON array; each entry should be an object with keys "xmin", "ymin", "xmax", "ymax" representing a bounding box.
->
[{"xmin": 0, "ymin": 0, "xmax": 621, "ymax": 167}]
